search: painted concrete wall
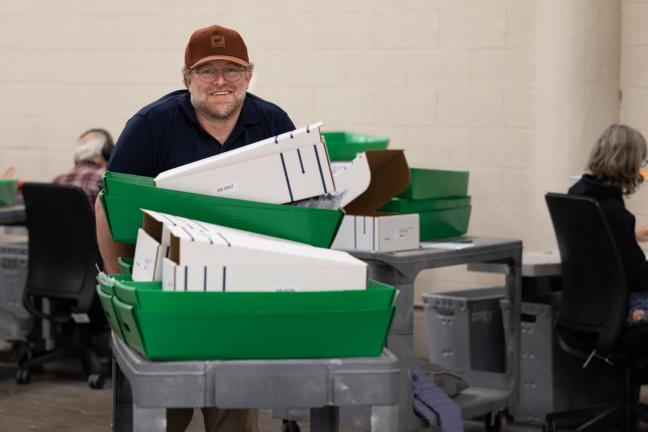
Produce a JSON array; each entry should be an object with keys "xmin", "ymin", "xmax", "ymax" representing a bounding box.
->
[{"xmin": 2, "ymin": 0, "xmax": 648, "ymax": 355}]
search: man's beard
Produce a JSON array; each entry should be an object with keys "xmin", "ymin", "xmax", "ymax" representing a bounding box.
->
[{"xmin": 191, "ymin": 92, "xmax": 245, "ymax": 121}]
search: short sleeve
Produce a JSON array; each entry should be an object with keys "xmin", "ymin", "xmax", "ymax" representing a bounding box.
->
[{"xmin": 107, "ymin": 115, "xmax": 158, "ymax": 177}]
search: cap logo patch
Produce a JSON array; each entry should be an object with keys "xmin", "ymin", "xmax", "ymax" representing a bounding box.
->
[{"xmin": 211, "ymin": 35, "xmax": 225, "ymax": 48}]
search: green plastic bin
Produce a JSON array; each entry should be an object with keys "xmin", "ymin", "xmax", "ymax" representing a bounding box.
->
[
  {"xmin": 100, "ymin": 171, "xmax": 343, "ymax": 248},
  {"xmin": 117, "ymin": 257, "xmax": 133, "ymax": 275},
  {"xmin": 322, "ymin": 132, "xmax": 389, "ymax": 162},
  {"xmin": 96, "ymin": 273, "xmax": 133, "ymax": 339},
  {"xmin": 417, "ymin": 205, "xmax": 471, "ymax": 240},
  {"xmin": 381, "ymin": 196, "xmax": 471, "ymax": 213},
  {"xmin": 107, "ymin": 276, "xmax": 396, "ymax": 360},
  {"xmin": 398, "ymin": 168, "xmax": 469, "ymax": 200},
  {"xmin": 0, "ymin": 179, "xmax": 18, "ymax": 207},
  {"xmin": 380, "ymin": 196, "xmax": 471, "ymax": 240}
]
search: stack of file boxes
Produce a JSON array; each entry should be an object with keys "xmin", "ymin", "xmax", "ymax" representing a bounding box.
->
[
  {"xmin": 97, "ymin": 124, "xmax": 397, "ymax": 361},
  {"xmin": 380, "ymin": 168, "xmax": 472, "ymax": 240}
]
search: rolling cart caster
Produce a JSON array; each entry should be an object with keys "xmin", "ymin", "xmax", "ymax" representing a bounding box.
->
[
  {"xmin": 281, "ymin": 419, "xmax": 301, "ymax": 432},
  {"xmin": 485, "ymin": 410, "xmax": 509, "ymax": 432},
  {"xmin": 88, "ymin": 373, "xmax": 105, "ymax": 389},
  {"xmin": 16, "ymin": 368, "xmax": 30, "ymax": 385},
  {"xmin": 543, "ymin": 420, "xmax": 556, "ymax": 432}
]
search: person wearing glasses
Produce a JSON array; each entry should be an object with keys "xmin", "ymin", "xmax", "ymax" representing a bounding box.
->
[
  {"xmin": 54, "ymin": 128, "xmax": 114, "ymax": 211},
  {"xmin": 95, "ymin": 24, "xmax": 295, "ymax": 432},
  {"xmin": 568, "ymin": 123, "xmax": 648, "ymax": 326}
]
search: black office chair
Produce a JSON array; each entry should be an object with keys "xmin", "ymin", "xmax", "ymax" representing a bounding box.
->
[
  {"xmin": 545, "ymin": 192, "xmax": 648, "ymax": 431},
  {"xmin": 16, "ymin": 183, "xmax": 109, "ymax": 389}
]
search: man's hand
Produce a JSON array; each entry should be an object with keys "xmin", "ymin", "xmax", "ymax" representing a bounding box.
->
[{"xmin": 95, "ymin": 197, "xmax": 134, "ymax": 274}]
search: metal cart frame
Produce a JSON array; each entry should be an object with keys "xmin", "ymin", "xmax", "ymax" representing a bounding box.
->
[{"xmin": 111, "ymin": 336, "xmax": 400, "ymax": 432}]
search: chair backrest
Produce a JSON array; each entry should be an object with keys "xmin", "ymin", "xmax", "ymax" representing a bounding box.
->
[
  {"xmin": 22, "ymin": 183, "xmax": 101, "ymax": 315},
  {"xmin": 545, "ymin": 192, "xmax": 628, "ymax": 354}
]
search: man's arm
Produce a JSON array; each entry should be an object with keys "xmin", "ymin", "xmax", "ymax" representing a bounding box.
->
[{"xmin": 95, "ymin": 197, "xmax": 134, "ymax": 274}]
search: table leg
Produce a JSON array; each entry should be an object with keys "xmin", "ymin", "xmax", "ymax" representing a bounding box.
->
[
  {"xmin": 133, "ymin": 406, "xmax": 167, "ymax": 432},
  {"xmin": 371, "ymin": 404, "xmax": 399, "ymax": 432},
  {"xmin": 113, "ymin": 356, "xmax": 133, "ymax": 432},
  {"xmin": 310, "ymin": 406, "xmax": 339, "ymax": 432}
]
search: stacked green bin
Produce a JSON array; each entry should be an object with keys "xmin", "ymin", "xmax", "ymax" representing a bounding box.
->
[
  {"xmin": 321, "ymin": 132, "xmax": 389, "ymax": 162},
  {"xmin": 98, "ymin": 274, "xmax": 396, "ymax": 361},
  {"xmin": 100, "ymin": 171, "xmax": 343, "ymax": 248},
  {"xmin": 0, "ymin": 179, "xmax": 18, "ymax": 207},
  {"xmin": 380, "ymin": 168, "xmax": 471, "ymax": 240},
  {"xmin": 117, "ymin": 257, "xmax": 133, "ymax": 275},
  {"xmin": 96, "ymin": 273, "xmax": 133, "ymax": 339}
]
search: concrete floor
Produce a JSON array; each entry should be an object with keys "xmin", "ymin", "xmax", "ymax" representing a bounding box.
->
[{"xmin": 0, "ymin": 359, "xmax": 385, "ymax": 432}]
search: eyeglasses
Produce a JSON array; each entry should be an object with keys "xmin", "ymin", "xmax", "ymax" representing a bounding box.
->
[
  {"xmin": 193, "ymin": 65, "xmax": 248, "ymax": 83},
  {"xmin": 642, "ymin": 159, "xmax": 648, "ymax": 169}
]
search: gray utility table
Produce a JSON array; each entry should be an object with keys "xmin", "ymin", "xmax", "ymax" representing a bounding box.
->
[
  {"xmin": 279, "ymin": 236, "xmax": 523, "ymax": 432},
  {"xmin": 357, "ymin": 237, "xmax": 522, "ymax": 431},
  {"xmin": 112, "ymin": 335, "xmax": 400, "ymax": 432}
]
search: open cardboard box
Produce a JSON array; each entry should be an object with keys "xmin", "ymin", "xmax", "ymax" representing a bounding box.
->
[
  {"xmin": 154, "ymin": 122, "xmax": 335, "ymax": 204},
  {"xmin": 331, "ymin": 150, "xmax": 419, "ymax": 252},
  {"xmin": 132, "ymin": 210, "xmax": 367, "ymax": 292}
]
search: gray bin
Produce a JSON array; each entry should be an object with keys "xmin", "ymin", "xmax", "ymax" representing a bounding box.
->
[
  {"xmin": 422, "ymin": 287, "xmax": 506, "ymax": 378},
  {"xmin": 501, "ymin": 296, "xmax": 625, "ymax": 425},
  {"xmin": 0, "ymin": 242, "xmax": 28, "ymax": 320}
]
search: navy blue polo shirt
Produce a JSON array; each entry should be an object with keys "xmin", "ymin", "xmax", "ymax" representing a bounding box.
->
[{"xmin": 107, "ymin": 90, "xmax": 295, "ymax": 178}]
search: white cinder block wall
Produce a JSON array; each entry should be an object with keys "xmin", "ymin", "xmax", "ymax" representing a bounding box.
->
[
  {"xmin": 623, "ymin": 0, "xmax": 648, "ymax": 220},
  {"xmin": 0, "ymin": 0, "xmax": 646, "ymax": 354}
]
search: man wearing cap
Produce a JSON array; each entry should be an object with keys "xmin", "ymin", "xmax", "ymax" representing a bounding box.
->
[{"xmin": 95, "ymin": 24, "xmax": 295, "ymax": 432}]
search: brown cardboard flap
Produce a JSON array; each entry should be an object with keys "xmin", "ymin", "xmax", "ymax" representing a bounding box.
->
[
  {"xmin": 142, "ymin": 212, "xmax": 163, "ymax": 242},
  {"xmin": 169, "ymin": 235, "xmax": 180, "ymax": 264},
  {"xmin": 344, "ymin": 150, "xmax": 410, "ymax": 215}
]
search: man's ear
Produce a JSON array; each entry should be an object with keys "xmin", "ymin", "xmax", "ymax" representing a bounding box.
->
[{"xmin": 183, "ymin": 75, "xmax": 191, "ymax": 89}]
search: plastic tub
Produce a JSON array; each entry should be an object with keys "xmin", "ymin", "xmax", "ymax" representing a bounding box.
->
[
  {"xmin": 105, "ymin": 276, "xmax": 396, "ymax": 360},
  {"xmin": 321, "ymin": 132, "xmax": 389, "ymax": 161}
]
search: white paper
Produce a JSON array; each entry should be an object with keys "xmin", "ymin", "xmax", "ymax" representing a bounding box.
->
[
  {"xmin": 420, "ymin": 240, "xmax": 474, "ymax": 250},
  {"xmin": 132, "ymin": 229, "xmax": 167, "ymax": 281}
]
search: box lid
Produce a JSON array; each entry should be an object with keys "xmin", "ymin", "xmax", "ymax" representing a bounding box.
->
[{"xmin": 343, "ymin": 150, "xmax": 410, "ymax": 216}]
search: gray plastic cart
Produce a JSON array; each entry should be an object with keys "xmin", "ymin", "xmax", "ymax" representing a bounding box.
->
[
  {"xmin": 279, "ymin": 236, "xmax": 522, "ymax": 431},
  {"xmin": 111, "ymin": 335, "xmax": 400, "ymax": 432}
]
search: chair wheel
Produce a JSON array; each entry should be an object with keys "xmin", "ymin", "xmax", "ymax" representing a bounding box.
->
[
  {"xmin": 88, "ymin": 373, "xmax": 105, "ymax": 389},
  {"xmin": 16, "ymin": 368, "xmax": 30, "ymax": 385},
  {"xmin": 281, "ymin": 420, "xmax": 301, "ymax": 432}
]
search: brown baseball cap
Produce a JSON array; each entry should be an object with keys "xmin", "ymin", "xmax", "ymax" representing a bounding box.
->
[{"xmin": 184, "ymin": 24, "xmax": 250, "ymax": 69}]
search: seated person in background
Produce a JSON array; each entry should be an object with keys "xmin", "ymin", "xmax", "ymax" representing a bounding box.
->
[
  {"xmin": 568, "ymin": 123, "xmax": 648, "ymax": 325},
  {"xmin": 53, "ymin": 128, "xmax": 114, "ymax": 210},
  {"xmin": 2, "ymin": 166, "xmax": 15, "ymax": 178}
]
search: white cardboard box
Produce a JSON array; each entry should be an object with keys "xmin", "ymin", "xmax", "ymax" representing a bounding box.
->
[
  {"xmin": 133, "ymin": 210, "xmax": 367, "ymax": 292},
  {"xmin": 331, "ymin": 150, "xmax": 420, "ymax": 252},
  {"xmin": 331, "ymin": 214, "xmax": 420, "ymax": 252},
  {"xmin": 154, "ymin": 122, "xmax": 335, "ymax": 204}
]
